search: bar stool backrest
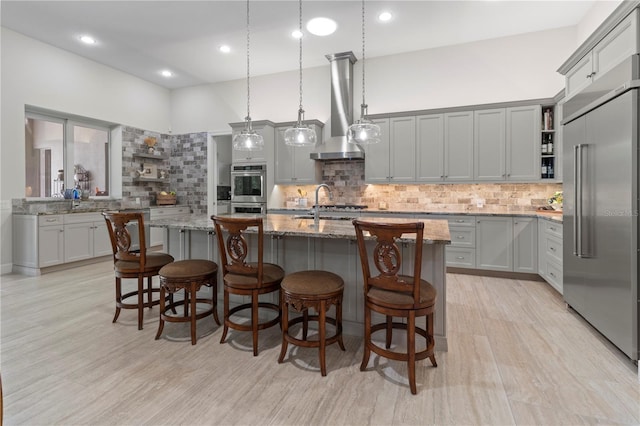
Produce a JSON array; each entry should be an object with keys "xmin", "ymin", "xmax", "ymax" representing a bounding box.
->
[
  {"xmin": 103, "ymin": 211, "xmax": 147, "ymax": 271},
  {"xmin": 352, "ymin": 220, "xmax": 424, "ymax": 307},
  {"xmin": 212, "ymin": 216, "xmax": 264, "ymax": 284}
]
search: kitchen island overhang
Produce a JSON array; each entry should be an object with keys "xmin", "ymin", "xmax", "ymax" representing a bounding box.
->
[{"xmin": 150, "ymin": 214, "xmax": 451, "ymax": 351}]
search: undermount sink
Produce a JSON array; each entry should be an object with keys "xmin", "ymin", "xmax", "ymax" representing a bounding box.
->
[{"xmin": 293, "ymin": 214, "xmax": 353, "ymax": 221}]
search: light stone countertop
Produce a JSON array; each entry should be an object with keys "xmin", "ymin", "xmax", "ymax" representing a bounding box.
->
[{"xmin": 150, "ymin": 213, "xmax": 451, "ymax": 244}]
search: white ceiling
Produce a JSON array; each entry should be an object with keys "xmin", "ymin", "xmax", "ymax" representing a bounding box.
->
[{"xmin": 1, "ymin": 1, "xmax": 597, "ymax": 90}]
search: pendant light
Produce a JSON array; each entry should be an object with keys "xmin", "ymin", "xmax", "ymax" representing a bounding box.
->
[
  {"xmin": 348, "ymin": 0, "xmax": 381, "ymax": 145},
  {"xmin": 284, "ymin": 0, "xmax": 317, "ymax": 146},
  {"xmin": 233, "ymin": 0, "xmax": 264, "ymax": 151}
]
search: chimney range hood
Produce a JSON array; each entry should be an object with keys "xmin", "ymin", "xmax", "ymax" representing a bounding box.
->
[{"xmin": 310, "ymin": 52, "xmax": 364, "ymax": 160}]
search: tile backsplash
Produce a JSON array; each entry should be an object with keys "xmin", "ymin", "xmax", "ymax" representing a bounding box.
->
[{"xmin": 280, "ymin": 160, "xmax": 562, "ymax": 213}]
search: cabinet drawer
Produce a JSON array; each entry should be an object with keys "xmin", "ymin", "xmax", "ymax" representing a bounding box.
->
[
  {"xmin": 543, "ymin": 220, "xmax": 562, "ymax": 239},
  {"xmin": 545, "ymin": 234, "xmax": 563, "ymax": 264},
  {"xmin": 449, "ymin": 226, "xmax": 475, "ymax": 248},
  {"xmin": 447, "ymin": 215, "xmax": 475, "ymax": 227},
  {"xmin": 64, "ymin": 212, "xmax": 103, "ymax": 224},
  {"xmin": 38, "ymin": 215, "xmax": 64, "ymax": 226},
  {"xmin": 446, "ymin": 247, "xmax": 476, "ymax": 268},
  {"xmin": 545, "ymin": 259, "xmax": 563, "ymax": 293}
]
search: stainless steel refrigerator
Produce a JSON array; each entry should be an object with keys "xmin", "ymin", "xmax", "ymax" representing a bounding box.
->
[{"xmin": 563, "ymin": 55, "xmax": 639, "ymax": 361}]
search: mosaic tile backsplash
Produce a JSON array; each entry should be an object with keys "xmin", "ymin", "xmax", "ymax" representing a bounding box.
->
[
  {"xmin": 280, "ymin": 160, "xmax": 563, "ymax": 213},
  {"xmin": 122, "ymin": 127, "xmax": 209, "ymax": 215}
]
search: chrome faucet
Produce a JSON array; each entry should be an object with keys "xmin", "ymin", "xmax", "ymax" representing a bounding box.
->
[{"xmin": 314, "ymin": 183, "xmax": 333, "ymax": 228}]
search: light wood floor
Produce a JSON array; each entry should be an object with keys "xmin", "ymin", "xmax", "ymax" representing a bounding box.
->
[{"xmin": 1, "ymin": 261, "xmax": 638, "ymax": 425}]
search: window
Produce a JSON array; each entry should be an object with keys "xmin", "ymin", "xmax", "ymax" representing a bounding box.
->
[{"xmin": 25, "ymin": 108, "xmax": 112, "ymax": 198}]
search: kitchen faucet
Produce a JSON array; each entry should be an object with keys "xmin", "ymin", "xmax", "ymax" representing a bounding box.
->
[{"xmin": 314, "ymin": 183, "xmax": 333, "ymax": 228}]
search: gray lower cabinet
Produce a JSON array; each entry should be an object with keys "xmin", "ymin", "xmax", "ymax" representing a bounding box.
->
[
  {"xmin": 63, "ymin": 213, "xmax": 112, "ymax": 263},
  {"xmin": 538, "ymin": 219, "xmax": 563, "ymax": 293},
  {"xmin": 476, "ymin": 217, "xmax": 513, "ymax": 272},
  {"xmin": 13, "ymin": 212, "xmax": 111, "ymax": 274},
  {"xmin": 443, "ymin": 215, "xmax": 476, "ymax": 268},
  {"xmin": 476, "ymin": 216, "xmax": 538, "ymax": 273},
  {"xmin": 513, "ymin": 217, "xmax": 538, "ymax": 273},
  {"xmin": 150, "ymin": 206, "xmax": 190, "ymax": 247}
]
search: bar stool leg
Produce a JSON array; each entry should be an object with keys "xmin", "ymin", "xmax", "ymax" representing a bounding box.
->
[
  {"xmin": 337, "ymin": 298, "xmax": 345, "ymax": 351},
  {"xmin": 319, "ymin": 300, "xmax": 327, "ymax": 376},
  {"xmin": 251, "ymin": 289, "xmax": 259, "ymax": 356},
  {"xmin": 360, "ymin": 303, "xmax": 372, "ymax": 371},
  {"xmin": 278, "ymin": 297, "xmax": 289, "ymax": 364},
  {"xmin": 155, "ymin": 285, "xmax": 166, "ymax": 340},
  {"xmin": 408, "ymin": 311, "xmax": 417, "ymax": 395},
  {"xmin": 190, "ymin": 283, "xmax": 197, "ymax": 345},
  {"xmin": 302, "ymin": 309, "xmax": 309, "ymax": 340},
  {"xmin": 212, "ymin": 278, "xmax": 221, "ymax": 326},
  {"xmin": 113, "ymin": 277, "xmax": 122, "ymax": 323},
  {"xmin": 220, "ymin": 290, "xmax": 229, "ymax": 344},
  {"xmin": 137, "ymin": 276, "xmax": 144, "ymax": 330}
]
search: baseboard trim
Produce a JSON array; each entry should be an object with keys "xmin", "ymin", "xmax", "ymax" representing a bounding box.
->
[{"xmin": 447, "ymin": 267, "xmax": 544, "ymax": 281}]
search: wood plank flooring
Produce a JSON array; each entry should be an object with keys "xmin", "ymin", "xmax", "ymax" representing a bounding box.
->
[{"xmin": 1, "ymin": 261, "xmax": 638, "ymax": 425}]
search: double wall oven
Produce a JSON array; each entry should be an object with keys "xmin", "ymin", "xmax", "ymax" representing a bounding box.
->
[{"xmin": 230, "ymin": 163, "xmax": 266, "ymax": 214}]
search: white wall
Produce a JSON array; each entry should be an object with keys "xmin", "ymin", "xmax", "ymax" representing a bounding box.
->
[
  {"xmin": 170, "ymin": 27, "xmax": 577, "ymax": 134},
  {"xmin": 576, "ymin": 0, "xmax": 624, "ymax": 47},
  {"xmin": 0, "ymin": 28, "xmax": 172, "ymax": 272}
]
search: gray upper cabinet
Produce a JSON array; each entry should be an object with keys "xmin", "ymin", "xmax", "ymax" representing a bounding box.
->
[
  {"xmin": 274, "ymin": 122, "xmax": 322, "ymax": 184},
  {"xmin": 564, "ymin": 9, "xmax": 638, "ymax": 101},
  {"xmin": 474, "ymin": 108, "xmax": 506, "ymax": 181},
  {"xmin": 364, "ymin": 118, "xmax": 392, "ymax": 183},
  {"xmin": 416, "ymin": 114, "xmax": 444, "ymax": 182},
  {"xmin": 390, "ymin": 116, "xmax": 416, "ymax": 182},
  {"xmin": 230, "ymin": 121, "xmax": 274, "ymax": 164},
  {"xmin": 444, "ymin": 111, "xmax": 474, "ymax": 181},
  {"xmin": 506, "ymin": 105, "xmax": 541, "ymax": 181}
]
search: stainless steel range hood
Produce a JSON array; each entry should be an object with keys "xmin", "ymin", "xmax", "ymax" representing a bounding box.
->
[{"xmin": 310, "ymin": 52, "xmax": 364, "ymax": 160}]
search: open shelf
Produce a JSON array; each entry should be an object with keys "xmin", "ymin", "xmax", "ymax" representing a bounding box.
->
[
  {"xmin": 133, "ymin": 177, "xmax": 169, "ymax": 183},
  {"xmin": 133, "ymin": 152, "xmax": 169, "ymax": 161}
]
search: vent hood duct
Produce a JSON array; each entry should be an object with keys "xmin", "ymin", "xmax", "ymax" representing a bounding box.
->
[{"xmin": 310, "ymin": 52, "xmax": 364, "ymax": 160}]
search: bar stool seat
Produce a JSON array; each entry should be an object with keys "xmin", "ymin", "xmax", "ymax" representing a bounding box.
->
[
  {"xmin": 278, "ymin": 270, "xmax": 345, "ymax": 376},
  {"xmin": 155, "ymin": 259, "xmax": 221, "ymax": 345}
]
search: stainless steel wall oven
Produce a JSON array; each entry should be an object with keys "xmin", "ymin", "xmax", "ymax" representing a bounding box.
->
[{"xmin": 230, "ymin": 164, "xmax": 267, "ymax": 204}]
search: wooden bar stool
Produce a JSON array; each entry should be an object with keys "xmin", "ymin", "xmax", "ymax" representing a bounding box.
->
[
  {"xmin": 155, "ymin": 259, "xmax": 221, "ymax": 345},
  {"xmin": 278, "ymin": 270, "xmax": 345, "ymax": 376},
  {"xmin": 353, "ymin": 219, "xmax": 437, "ymax": 395}
]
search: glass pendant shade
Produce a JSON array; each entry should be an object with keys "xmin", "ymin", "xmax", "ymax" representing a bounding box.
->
[
  {"xmin": 234, "ymin": 0, "xmax": 262, "ymax": 151},
  {"xmin": 348, "ymin": 0, "xmax": 381, "ymax": 146},
  {"xmin": 233, "ymin": 122, "xmax": 264, "ymax": 151},
  {"xmin": 285, "ymin": 109, "xmax": 316, "ymax": 146},
  {"xmin": 348, "ymin": 119, "xmax": 381, "ymax": 145},
  {"xmin": 285, "ymin": 0, "xmax": 317, "ymax": 147},
  {"xmin": 348, "ymin": 104, "xmax": 381, "ymax": 145}
]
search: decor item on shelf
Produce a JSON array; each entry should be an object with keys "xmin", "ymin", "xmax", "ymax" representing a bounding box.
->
[
  {"xmin": 233, "ymin": 0, "xmax": 264, "ymax": 152},
  {"xmin": 548, "ymin": 191, "xmax": 563, "ymax": 210},
  {"xmin": 144, "ymin": 136, "xmax": 157, "ymax": 153},
  {"xmin": 157, "ymin": 191, "xmax": 177, "ymax": 205},
  {"xmin": 284, "ymin": 0, "xmax": 317, "ymax": 147},
  {"xmin": 347, "ymin": 0, "xmax": 381, "ymax": 145}
]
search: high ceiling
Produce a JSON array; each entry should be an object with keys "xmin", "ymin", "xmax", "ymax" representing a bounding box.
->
[{"xmin": 1, "ymin": 1, "xmax": 597, "ymax": 89}]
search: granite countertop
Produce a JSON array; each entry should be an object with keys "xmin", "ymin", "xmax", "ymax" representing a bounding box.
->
[
  {"xmin": 269, "ymin": 207, "xmax": 564, "ymax": 223},
  {"xmin": 150, "ymin": 214, "xmax": 451, "ymax": 244}
]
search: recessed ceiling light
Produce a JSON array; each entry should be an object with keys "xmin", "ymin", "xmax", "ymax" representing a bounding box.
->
[
  {"xmin": 306, "ymin": 17, "xmax": 337, "ymax": 36},
  {"xmin": 79, "ymin": 35, "xmax": 96, "ymax": 44},
  {"xmin": 378, "ymin": 11, "xmax": 393, "ymax": 22},
  {"xmin": 160, "ymin": 70, "xmax": 173, "ymax": 78},
  {"xmin": 291, "ymin": 29, "xmax": 303, "ymax": 39},
  {"xmin": 219, "ymin": 45, "xmax": 231, "ymax": 53}
]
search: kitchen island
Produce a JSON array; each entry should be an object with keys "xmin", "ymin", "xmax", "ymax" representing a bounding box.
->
[{"xmin": 150, "ymin": 213, "xmax": 451, "ymax": 350}]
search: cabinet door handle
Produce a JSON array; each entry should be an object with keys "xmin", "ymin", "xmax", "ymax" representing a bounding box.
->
[
  {"xmin": 456, "ymin": 219, "xmax": 465, "ymax": 223},
  {"xmin": 456, "ymin": 256, "xmax": 465, "ymax": 260},
  {"xmin": 456, "ymin": 235, "xmax": 464, "ymax": 239},
  {"xmin": 59, "ymin": 229, "xmax": 64, "ymax": 233},
  {"xmin": 550, "ymin": 247, "xmax": 556, "ymax": 251},
  {"xmin": 549, "ymin": 271, "xmax": 556, "ymax": 278},
  {"xmin": 549, "ymin": 226, "xmax": 556, "ymax": 231}
]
